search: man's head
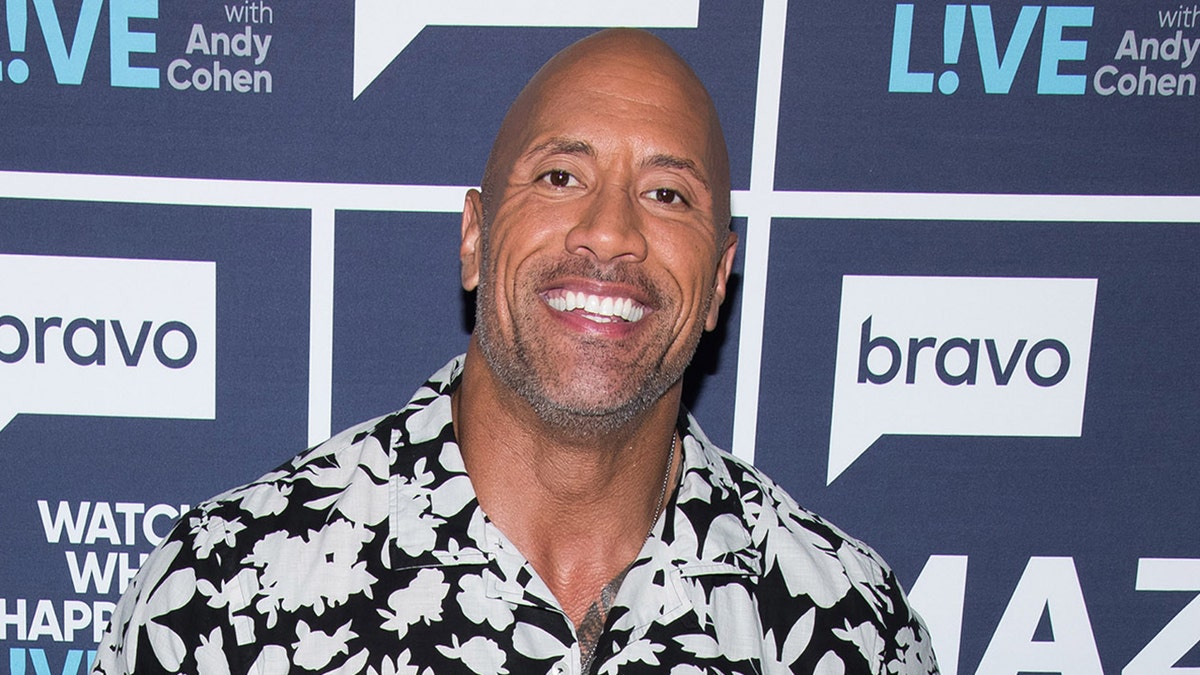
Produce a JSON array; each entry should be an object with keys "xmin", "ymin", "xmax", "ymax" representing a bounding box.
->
[{"xmin": 460, "ymin": 29, "xmax": 737, "ymax": 434}]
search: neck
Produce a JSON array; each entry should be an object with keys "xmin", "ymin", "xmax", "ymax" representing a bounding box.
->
[{"xmin": 453, "ymin": 341, "xmax": 681, "ymax": 625}]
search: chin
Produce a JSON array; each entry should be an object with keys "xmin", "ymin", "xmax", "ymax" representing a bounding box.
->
[
  {"xmin": 526, "ymin": 393, "xmax": 653, "ymax": 436},
  {"xmin": 523, "ymin": 369, "xmax": 681, "ymax": 435}
]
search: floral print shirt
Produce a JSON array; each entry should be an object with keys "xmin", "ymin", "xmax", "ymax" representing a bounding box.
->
[{"xmin": 94, "ymin": 356, "xmax": 938, "ymax": 674}]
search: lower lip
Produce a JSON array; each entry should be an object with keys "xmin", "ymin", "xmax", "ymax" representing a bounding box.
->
[{"xmin": 543, "ymin": 302, "xmax": 643, "ymax": 337}]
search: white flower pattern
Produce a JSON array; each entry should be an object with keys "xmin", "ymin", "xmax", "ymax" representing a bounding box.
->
[
  {"xmin": 93, "ymin": 357, "xmax": 938, "ymax": 675},
  {"xmin": 378, "ymin": 568, "xmax": 450, "ymax": 632}
]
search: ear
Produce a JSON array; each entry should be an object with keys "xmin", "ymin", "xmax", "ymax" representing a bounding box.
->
[
  {"xmin": 460, "ymin": 189, "xmax": 484, "ymax": 291},
  {"xmin": 705, "ymin": 230, "xmax": 738, "ymax": 332}
]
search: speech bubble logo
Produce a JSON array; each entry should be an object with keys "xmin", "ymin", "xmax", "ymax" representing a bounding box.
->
[
  {"xmin": 828, "ymin": 276, "xmax": 1097, "ymax": 484},
  {"xmin": 0, "ymin": 254, "xmax": 215, "ymax": 433},
  {"xmin": 352, "ymin": 0, "xmax": 701, "ymax": 98}
]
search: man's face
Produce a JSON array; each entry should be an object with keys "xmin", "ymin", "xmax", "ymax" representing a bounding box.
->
[{"xmin": 461, "ymin": 40, "xmax": 736, "ymax": 431}]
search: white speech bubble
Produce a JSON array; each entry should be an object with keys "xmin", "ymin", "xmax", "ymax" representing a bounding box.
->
[
  {"xmin": 352, "ymin": 0, "xmax": 701, "ymax": 98},
  {"xmin": 0, "ymin": 254, "xmax": 215, "ymax": 432},
  {"xmin": 827, "ymin": 276, "xmax": 1097, "ymax": 484}
]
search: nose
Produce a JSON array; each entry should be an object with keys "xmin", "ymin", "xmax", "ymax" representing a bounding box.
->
[{"xmin": 564, "ymin": 186, "xmax": 648, "ymax": 265}]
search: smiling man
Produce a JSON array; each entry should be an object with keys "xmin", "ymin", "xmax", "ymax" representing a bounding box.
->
[{"xmin": 94, "ymin": 29, "xmax": 937, "ymax": 675}]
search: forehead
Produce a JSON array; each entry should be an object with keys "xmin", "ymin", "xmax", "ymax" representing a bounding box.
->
[{"xmin": 515, "ymin": 50, "xmax": 719, "ymax": 167}]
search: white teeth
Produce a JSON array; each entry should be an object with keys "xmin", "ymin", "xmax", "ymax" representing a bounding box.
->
[{"xmin": 545, "ymin": 291, "xmax": 646, "ymax": 322}]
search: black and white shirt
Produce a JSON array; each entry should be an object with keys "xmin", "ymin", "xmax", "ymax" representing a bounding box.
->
[{"xmin": 94, "ymin": 357, "xmax": 938, "ymax": 674}]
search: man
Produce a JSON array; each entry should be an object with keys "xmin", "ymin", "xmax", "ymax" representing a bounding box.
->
[{"xmin": 95, "ymin": 29, "xmax": 937, "ymax": 674}]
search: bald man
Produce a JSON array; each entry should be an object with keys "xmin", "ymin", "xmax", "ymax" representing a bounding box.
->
[{"xmin": 94, "ymin": 30, "xmax": 937, "ymax": 674}]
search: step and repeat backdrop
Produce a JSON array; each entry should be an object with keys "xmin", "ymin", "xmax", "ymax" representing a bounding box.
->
[{"xmin": 1, "ymin": 1, "xmax": 1197, "ymax": 673}]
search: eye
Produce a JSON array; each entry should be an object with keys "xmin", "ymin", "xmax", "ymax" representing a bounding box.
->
[
  {"xmin": 539, "ymin": 169, "xmax": 578, "ymax": 188},
  {"xmin": 649, "ymin": 188, "xmax": 688, "ymax": 206}
]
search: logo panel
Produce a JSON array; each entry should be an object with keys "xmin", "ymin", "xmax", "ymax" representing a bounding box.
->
[
  {"xmin": 0, "ymin": 253, "xmax": 215, "ymax": 431},
  {"xmin": 828, "ymin": 275, "xmax": 1097, "ymax": 483}
]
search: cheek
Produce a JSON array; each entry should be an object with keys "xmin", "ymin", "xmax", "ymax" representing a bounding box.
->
[
  {"xmin": 657, "ymin": 236, "xmax": 720, "ymax": 300},
  {"xmin": 488, "ymin": 203, "xmax": 572, "ymax": 267},
  {"xmin": 485, "ymin": 233, "xmax": 547, "ymax": 314}
]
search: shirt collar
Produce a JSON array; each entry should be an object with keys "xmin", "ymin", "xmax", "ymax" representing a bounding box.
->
[{"xmin": 384, "ymin": 355, "xmax": 762, "ymax": 577}]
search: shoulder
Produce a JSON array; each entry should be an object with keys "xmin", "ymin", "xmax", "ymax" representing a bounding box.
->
[
  {"xmin": 717, "ymin": 443, "xmax": 891, "ymax": 579},
  {"xmin": 94, "ymin": 360, "xmax": 470, "ymax": 674},
  {"xmin": 93, "ymin": 389, "xmax": 460, "ymax": 674},
  {"xmin": 680, "ymin": 416, "xmax": 888, "ymax": 580},
  {"xmin": 188, "ymin": 412, "xmax": 396, "ymax": 549},
  {"xmin": 678, "ymin": 419, "xmax": 938, "ymax": 672},
  {"xmin": 722, "ymin": 456, "xmax": 889, "ymax": 594},
  {"xmin": 175, "ymin": 356, "xmax": 464, "ymax": 565}
]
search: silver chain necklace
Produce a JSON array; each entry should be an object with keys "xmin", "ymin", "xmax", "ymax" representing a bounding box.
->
[
  {"xmin": 646, "ymin": 431, "xmax": 677, "ymax": 541},
  {"xmin": 580, "ymin": 431, "xmax": 678, "ymax": 675}
]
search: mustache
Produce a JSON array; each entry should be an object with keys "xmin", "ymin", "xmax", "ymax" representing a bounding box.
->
[{"xmin": 533, "ymin": 257, "xmax": 667, "ymax": 308}]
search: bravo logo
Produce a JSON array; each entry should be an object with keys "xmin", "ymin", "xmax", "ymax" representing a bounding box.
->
[
  {"xmin": 0, "ymin": 254, "xmax": 215, "ymax": 432},
  {"xmin": 352, "ymin": 0, "xmax": 701, "ymax": 98},
  {"xmin": 828, "ymin": 276, "xmax": 1097, "ymax": 484}
]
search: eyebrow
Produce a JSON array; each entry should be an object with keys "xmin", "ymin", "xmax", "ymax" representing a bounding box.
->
[
  {"xmin": 524, "ymin": 137, "xmax": 595, "ymax": 160},
  {"xmin": 643, "ymin": 153, "xmax": 711, "ymax": 192}
]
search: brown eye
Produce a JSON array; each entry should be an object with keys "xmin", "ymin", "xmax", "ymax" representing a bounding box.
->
[
  {"xmin": 653, "ymin": 188, "xmax": 684, "ymax": 205},
  {"xmin": 542, "ymin": 170, "xmax": 574, "ymax": 188}
]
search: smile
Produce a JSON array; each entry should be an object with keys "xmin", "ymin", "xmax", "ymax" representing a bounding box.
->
[{"xmin": 543, "ymin": 290, "xmax": 647, "ymax": 323}]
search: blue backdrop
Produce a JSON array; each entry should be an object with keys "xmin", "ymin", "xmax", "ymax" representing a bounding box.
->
[{"xmin": 1, "ymin": 2, "xmax": 1197, "ymax": 673}]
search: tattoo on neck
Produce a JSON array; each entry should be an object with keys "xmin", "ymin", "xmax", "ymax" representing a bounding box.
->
[{"xmin": 578, "ymin": 566, "xmax": 631, "ymax": 673}]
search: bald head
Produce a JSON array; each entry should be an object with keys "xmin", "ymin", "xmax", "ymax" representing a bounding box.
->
[{"xmin": 481, "ymin": 29, "xmax": 731, "ymax": 232}]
